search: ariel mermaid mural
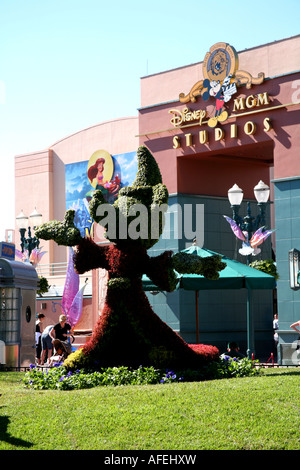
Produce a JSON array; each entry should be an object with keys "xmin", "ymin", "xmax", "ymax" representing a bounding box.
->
[
  {"xmin": 87, "ymin": 150, "xmax": 121, "ymax": 197},
  {"xmin": 65, "ymin": 150, "xmax": 137, "ymax": 238}
]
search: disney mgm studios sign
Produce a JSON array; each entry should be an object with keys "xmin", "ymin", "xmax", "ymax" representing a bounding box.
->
[{"xmin": 169, "ymin": 42, "xmax": 274, "ymax": 149}]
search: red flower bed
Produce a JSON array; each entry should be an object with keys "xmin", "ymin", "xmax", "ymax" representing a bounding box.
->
[{"xmin": 189, "ymin": 344, "xmax": 219, "ymax": 362}]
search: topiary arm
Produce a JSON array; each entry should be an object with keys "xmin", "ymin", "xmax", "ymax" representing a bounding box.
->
[
  {"xmin": 73, "ymin": 238, "xmax": 110, "ymax": 274},
  {"xmin": 171, "ymin": 252, "xmax": 226, "ymax": 280},
  {"xmin": 144, "ymin": 251, "xmax": 179, "ymax": 292},
  {"xmin": 88, "ymin": 189, "xmax": 107, "ymax": 224},
  {"xmin": 35, "ymin": 210, "xmax": 82, "ymax": 246}
]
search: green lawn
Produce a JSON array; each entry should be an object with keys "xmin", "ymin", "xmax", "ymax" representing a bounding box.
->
[{"xmin": 0, "ymin": 368, "xmax": 299, "ymax": 450}]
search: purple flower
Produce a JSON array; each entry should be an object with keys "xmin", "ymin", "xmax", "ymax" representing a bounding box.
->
[{"xmin": 53, "ymin": 362, "xmax": 63, "ymax": 368}]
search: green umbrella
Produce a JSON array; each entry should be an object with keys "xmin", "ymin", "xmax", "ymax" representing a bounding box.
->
[{"xmin": 179, "ymin": 245, "xmax": 276, "ymax": 291}]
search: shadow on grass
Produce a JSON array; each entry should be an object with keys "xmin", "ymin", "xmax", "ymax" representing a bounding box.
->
[
  {"xmin": 0, "ymin": 411, "xmax": 33, "ymax": 448},
  {"xmin": 263, "ymin": 369, "xmax": 300, "ymax": 377}
]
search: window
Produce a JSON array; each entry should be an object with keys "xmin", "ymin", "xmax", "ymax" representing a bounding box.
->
[{"xmin": 0, "ymin": 288, "xmax": 20, "ymax": 343}]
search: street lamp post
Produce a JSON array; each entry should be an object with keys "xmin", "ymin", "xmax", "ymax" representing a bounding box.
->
[
  {"xmin": 227, "ymin": 181, "xmax": 270, "ymax": 359},
  {"xmin": 16, "ymin": 208, "xmax": 43, "ymax": 258},
  {"xmin": 228, "ymin": 181, "xmax": 270, "ymax": 265}
]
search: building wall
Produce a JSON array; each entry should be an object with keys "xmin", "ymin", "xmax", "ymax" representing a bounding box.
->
[
  {"xmin": 273, "ymin": 177, "xmax": 300, "ymax": 348},
  {"xmin": 140, "ymin": 35, "xmax": 300, "ymax": 109}
]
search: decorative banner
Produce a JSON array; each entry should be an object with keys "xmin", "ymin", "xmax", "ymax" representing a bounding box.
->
[
  {"xmin": 61, "ymin": 247, "xmax": 87, "ymax": 329},
  {"xmin": 61, "ymin": 247, "xmax": 80, "ymax": 316},
  {"xmin": 98, "ymin": 268, "xmax": 108, "ymax": 317},
  {"xmin": 67, "ymin": 284, "xmax": 87, "ymax": 329}
]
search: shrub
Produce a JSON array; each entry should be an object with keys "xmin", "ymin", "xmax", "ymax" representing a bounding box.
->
[
  {"xmin": 23, "ymin": 365, "xmax": 170, "ymax": 390},
  {"xmin": 208, "ymin": 355, "xmax": 262, "ymax": 379},
  {"xmin": 23, "ymin": 356, "xmax": 261, "ymax": 391},
  {"xmin": 63, "ymin": 348, "xmax": 87, "ymax": 370},
  {"xmin": 249, "ymin": 259, "xmax": 279, "ymax": 280},
  {"xmin": 37, "ymin": 276, "xmax": 50, "ymax": 296}
]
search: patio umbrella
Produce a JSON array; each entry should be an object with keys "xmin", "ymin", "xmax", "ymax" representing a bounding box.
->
[
  {"xmin": 143, "ymin": 245, "xmax": 276, "ymax": 356},
  {"xmin": 179, "ymin": 245, "xmax": 276, "ymax": 290}
]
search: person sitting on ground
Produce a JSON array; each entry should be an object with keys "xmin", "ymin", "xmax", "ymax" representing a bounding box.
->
[{"xmin": 225, "ymin": 341, "xmax": 246, "ymax": 359}]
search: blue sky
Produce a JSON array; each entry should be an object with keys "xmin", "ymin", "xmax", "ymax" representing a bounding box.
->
[{"xmin": 0, "ymin": 0, "xmax": 299, "ymax": 240}]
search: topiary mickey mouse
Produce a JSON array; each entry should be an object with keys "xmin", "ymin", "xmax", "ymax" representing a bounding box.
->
[{"xmin": 35, "ymin": 146, "xmax": 224, "ymax": 370}]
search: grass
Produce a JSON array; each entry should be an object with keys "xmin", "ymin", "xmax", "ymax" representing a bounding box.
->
[{"xmin": 0, "ymin": 368, "xmax": 299, "ymax": 450}]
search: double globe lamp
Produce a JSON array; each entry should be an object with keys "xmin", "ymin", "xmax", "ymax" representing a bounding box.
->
[
  {"xmin": 16, "ymin": 208, "xmax": 43, "ymax": 258},
  {"xmin": 227, "ymin": 180, "xmax": 270, "ymax": 241}
]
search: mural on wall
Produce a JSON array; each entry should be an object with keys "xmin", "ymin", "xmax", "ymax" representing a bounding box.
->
[{"xmin": 65, "ymin": 150, "xmax": 137, "ymax": 238}]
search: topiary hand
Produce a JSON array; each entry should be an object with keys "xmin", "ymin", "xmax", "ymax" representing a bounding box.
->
[
  {"xmin": 35, "ymin": 210, "xmax": 82, "ymax": 246},
  {"xmin": 171, "ymin": 252, "xmax": 226, "ymax": 280}
]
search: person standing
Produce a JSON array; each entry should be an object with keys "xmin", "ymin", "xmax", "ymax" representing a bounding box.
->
[
  {"xmin": 41, "ymin": 325, "xmax": 54, "ymax": 365},
  {"xmin": 35, "ymin": 313, "xmax": 45, "ymax": 364},
  {"xmin": 273, "ymin": 313, "xmax": 279, "ymax": 359}
]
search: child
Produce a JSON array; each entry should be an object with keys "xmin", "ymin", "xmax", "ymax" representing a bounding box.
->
[{"xmin": 48, "ymin": 339, "xmax": 68, "ymax": 367}]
